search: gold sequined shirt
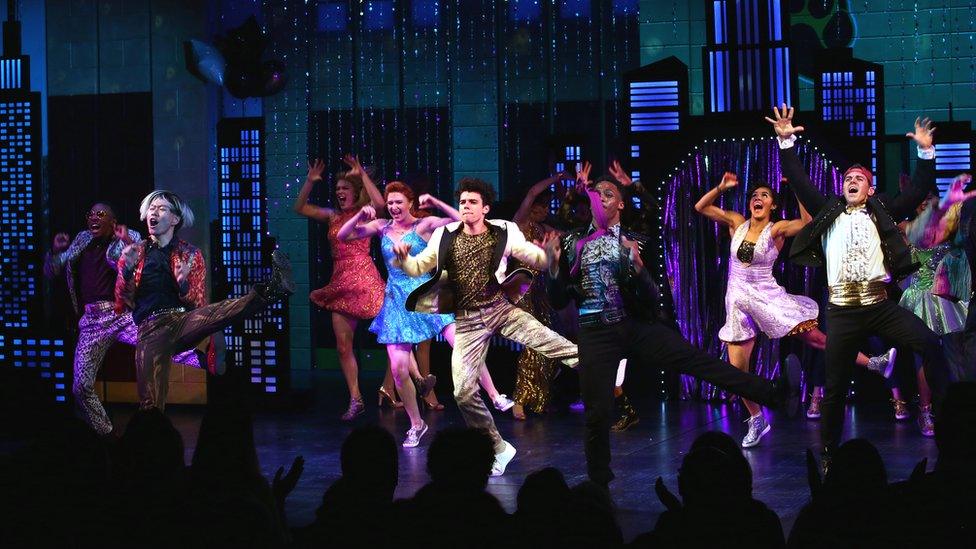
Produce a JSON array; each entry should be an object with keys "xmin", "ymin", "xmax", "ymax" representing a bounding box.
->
[{"xmin": 448, "ymin": 229, "xmax": 503, "ymax": 311}]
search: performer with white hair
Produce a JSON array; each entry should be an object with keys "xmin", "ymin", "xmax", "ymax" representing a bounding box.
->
[{"xmin": 115, "ymin": 190, "xmax": 295, "ymax": 410}]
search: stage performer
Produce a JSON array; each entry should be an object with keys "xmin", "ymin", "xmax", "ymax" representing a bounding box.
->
[
  {"xmin": 337, "ymin": 182, "xmax": 457, "ymax": 447},
  {"xmin": 767, "ymin": 105, "xmax": 947, "ymax": 472},
  {"xmin": 294, "ymin": 156, "xmax": 389, "ymax": 420},
  {"xmin": 115, "ymin": 190, "xmax": 295, "ymax": 411},
  {"xmin": 394, "ymin": 178, "xmax": 579, "ymax": 476},
  {"xmin": 44, "ymin": 203, "xmax": 197, "ymax": 435},
  {"xmin": 509, "ymin": 173, "xmax": 566, "ymax": 419},
  {"xmin": 544, "ymin": 161, "xmax": 802, "ymax": 487},
  {"xmin": 895, "ymin": 173, "xmax": 975, "ymax": 435},
  {"xmin": 695, "ymin": 172, "xmax": 895, "ymax": 447}
]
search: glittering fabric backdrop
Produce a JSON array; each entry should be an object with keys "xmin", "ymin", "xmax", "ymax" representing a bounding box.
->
[{"xmin": 661, "ymin": 138, "xmax": 844, "ymax": 400}]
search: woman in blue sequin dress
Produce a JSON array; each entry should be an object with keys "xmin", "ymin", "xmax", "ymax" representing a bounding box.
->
[{"xmin": 337, "ymin": 182, "xmax": 460, "ymax": 448}]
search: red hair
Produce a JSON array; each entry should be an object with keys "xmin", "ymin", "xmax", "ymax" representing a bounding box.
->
[{"xmin": 384, "ymin": 181, "xmax": 422, "ymax": 216}]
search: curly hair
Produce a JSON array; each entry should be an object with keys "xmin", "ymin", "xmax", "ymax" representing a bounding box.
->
[{"xmin": 455, "ymin": 177, "xmax": 496, "ymax": 207}]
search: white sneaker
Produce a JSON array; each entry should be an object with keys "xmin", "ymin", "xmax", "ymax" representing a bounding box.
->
[
  {"xmin": 402, "ymin": 421, "xmax": 428, "ymax": 448},
  {"xmin": 866, "ymin": 347, "xmax": 896, "ymax": 379},
  {"xmin": 741, "ymin": 414, "xmax": 771, "ymax": 448},
  {"xmin": 490, "ymin": 441, "xmax": 517, "ymax": 476},
  {"xmin": 492, "ymin": 394, "xmax": 515, "ymax": 412}
]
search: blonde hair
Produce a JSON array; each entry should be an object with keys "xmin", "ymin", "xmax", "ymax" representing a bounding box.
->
[
  {"xmin": 139, "ymin": 190, "xmax": 195, "ymax": 231},
  {"xmin": 335, "ymin": 171, "xmax": 370, "ymax": 210}
]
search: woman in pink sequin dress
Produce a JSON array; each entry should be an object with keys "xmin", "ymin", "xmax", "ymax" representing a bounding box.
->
[
  {"xmin": 696, "ymin": 172, "xmax": 892, "ymax": 448},
  {"xmin": 295, "ymin": 155, "xmax": 386, "ymax": 420}
]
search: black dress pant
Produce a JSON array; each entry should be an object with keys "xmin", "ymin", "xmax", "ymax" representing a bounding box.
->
[
  {"xmin": 822, "ymin": 299, "xmax": 948, "ymax": 452},
  {"xmin": 578, "ymin": 318, "xmax": 781, "ymax": 486}
]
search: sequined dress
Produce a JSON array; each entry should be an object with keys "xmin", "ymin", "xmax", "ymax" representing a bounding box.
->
[
  {"xmin": 719, "ymin": 220, "xmax": 820, "ymax": 342},
  {"xmin": 369, "ymin": 222, "xmax": 454, "ymax": 343},
  {"xmin": 899, "ymin": 244, "xmax": 969, "ymax": 335},
  {"xmin": 512, "ymin": 221, "xmax": 557, "ymax": 413},
  {"xmin": 310, "ymin": 209, "xmax": 385, "ymax": 319}
]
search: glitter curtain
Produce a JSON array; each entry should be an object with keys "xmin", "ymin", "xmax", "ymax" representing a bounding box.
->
[{"xmin": 661, "ymin": 137, "xmax": 843, "ymax": 400}]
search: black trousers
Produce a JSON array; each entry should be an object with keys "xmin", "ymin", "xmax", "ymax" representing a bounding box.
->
[
  {"xmin": 822, "ymin": 299, "xmax": 947, "ymax": 452},
  {"xmin": 578, "ymin": 318, "xmax": 781, "ymax": 486}
]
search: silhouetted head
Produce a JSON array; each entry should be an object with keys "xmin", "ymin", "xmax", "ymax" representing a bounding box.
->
[
  {"xmin": 824, "ymin": 438, "xmax": 887, "ymax": 495},
  {"xmin": 678, "ymin": 446, "xmax": 748, "ymax": 506},
  {"xmin": 426, "ymin": 428, "xmax": 495, "ymax": 491},
  {"xmin": 190, "ymin": 401, "xmax": 261, "ymax": 488},
  {"xmin": 121, "ymin": 408, "xmax": 185, "ymax": 482},
  {"xmin": 341, "ymin": 424, "xmax": 399, "ymax": 493},
  {"xmin": 689, "ymin": 430, "xmax": 753, "ymax": 497},
  {"xmin": 516, "ymin": 467, "xmax": 570, "ymax": 516}
]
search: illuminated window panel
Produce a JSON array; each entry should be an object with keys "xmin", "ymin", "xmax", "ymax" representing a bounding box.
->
[{"xmin": 0, "ymin": 337, "xmax": 68, "ymax": 402}]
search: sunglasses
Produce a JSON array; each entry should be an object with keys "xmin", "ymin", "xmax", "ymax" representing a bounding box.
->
[{"xmin": 86, "ymin": 210, "xmax": 111, "ymax": 219}]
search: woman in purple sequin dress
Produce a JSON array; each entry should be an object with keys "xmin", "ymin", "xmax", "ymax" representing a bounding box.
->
[{"xmin": 696, "ymin": 172, "xmax": 891, "ymax": 448}]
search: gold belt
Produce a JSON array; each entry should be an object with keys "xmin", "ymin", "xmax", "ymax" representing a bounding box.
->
[{"xmin": 828, "ymin": 281, "xmax": 888, "ymax": 307}]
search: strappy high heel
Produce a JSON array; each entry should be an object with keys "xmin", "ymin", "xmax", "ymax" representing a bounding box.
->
[{"xmin": 378, "ymin": 387, "xmax": 403, "ymax": 409}]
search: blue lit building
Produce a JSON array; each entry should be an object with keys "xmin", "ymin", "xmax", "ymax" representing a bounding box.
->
[
  {"xmin": 703, "ymin": 0, "xmax": 796, "ymax": 113},
  {"xmin": 0, "ymin": 8, "xmax": 68, "ymax": 403},
  {"xmin": 813, "ymin": 48, "xmax": 885, "ymax": 179}
]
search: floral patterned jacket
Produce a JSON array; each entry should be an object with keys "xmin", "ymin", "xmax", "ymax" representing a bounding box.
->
[{"xmin": 114, "ymin": 238, "xmax": 217, "ymax": 373}]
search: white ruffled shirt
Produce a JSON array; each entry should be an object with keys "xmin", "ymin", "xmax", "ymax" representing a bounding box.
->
[{"xmin": 777, "ymin": 134, "xmax": 934, "ymax": 286}]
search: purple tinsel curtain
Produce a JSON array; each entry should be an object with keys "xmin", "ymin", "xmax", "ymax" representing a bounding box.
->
[{"xmin": 662, "ymin": 138, "xmax": 844, "ymax": 400}]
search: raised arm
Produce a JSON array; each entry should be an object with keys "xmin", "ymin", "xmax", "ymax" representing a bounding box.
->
[
  {"xmin": 694, "ymin": 172, "xmax": 747, "ymax": 231},
  {"xmin": 766, "ymin": 104, "xmax": 828, "ymax": 215},
  {"xmin": 293, "ymin": 159, "xmax": 335, "ymax": 222},
  {"xmin": 772, "ymin": 180, "xmax": 813, "ymax": 239},
  {"xmin": 513, "ymin": 173, "xmax": 564, "ymax": 225},
  {"xmin": 342, "ymin": 154, "xmax": 385, "ymax": 209},
  {"xmin": 43, "ymin": 232, "xmax": 73, "ymax": 278},
  {"xmin": 889, "ymin": 117, "xmax": 939, "ymax": 221},
  {"xmin": 415, "ymin": 194, "xmax": 461, "ymax": 240},
  {"xmin": 576, "ymin": 161, "xmax": 610, "ymax": 230},
  {"xmin": 337, "ymin": 205, "xmax": 384, "ymax": 242}
]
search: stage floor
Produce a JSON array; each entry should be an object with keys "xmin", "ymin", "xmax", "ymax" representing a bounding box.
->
[{"xmin": 111, "ymin": 370, "xmax": 938, "ymax": 542}]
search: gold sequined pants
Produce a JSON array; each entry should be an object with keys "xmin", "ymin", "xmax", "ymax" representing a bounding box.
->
[{"xmin": 453, "ymin": 299, "xmax": 578, "ymax": 452}]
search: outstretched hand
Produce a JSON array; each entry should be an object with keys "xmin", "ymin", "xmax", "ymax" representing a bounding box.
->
[
  {"xmin": 307, "ymin": 158, "xmax": 326, "ymax": 182},
  {"xmin": 121, "ymin": 243, "xmax": 140, "ymax": 270},
  {"xmin": 174, "ymin": 255, "xmax": 194, "ymax": 286},
  {"xmin": 942, "ymin": 173, "xmax": 976, "ymax": 208},
  {"xmin": 52, "ymin": 232, "xmax": 71, "ymax": 253},
  {"xmin": 542, "ymin": 230, "xmax": 562, "ymax": 272},
  {"xmin": 575, "ymin": 161, "xmax": 593, "ymax": 193},
  {"xmin": 608, "ymin": 160, "xmax": 633, "ymax": 186},
  {"xmin": 342, "ymin": 154, "xmax": 364, "ymax": 178},
  {"xmin": 113, "ymin": 224, "xmax": 133, "ymax": 245},
  {"xmin": 718, "ymin": 171, "xmax": 739, "ymax": 191},
  {"xmin": 621, "ymin": 236, "xmax": 644, "ymax": 273},
  {"xmin": 764, "ymin": 104, "xmax": 805, "ymax": 139},
  {"xmin": 272, "ymin": 455, "xmax": 305, "ymax": 502},
  {"xmin": 907, "ymin": 116, "xmax": 936, "ymax": 150},
  {"xmin": 359, "ymin": 205, "xmax": 377, "ymax": 221},
  {"xmin": 417, "ymin": 194, "xmax": 435, "ymax": 210},
  {"xmin": 392, "ymin": 241, "xmax": 412, "ymax": 263},
  {"xmin": 654, "ymin": 476, "xmax": 682, "ymax": 512}
]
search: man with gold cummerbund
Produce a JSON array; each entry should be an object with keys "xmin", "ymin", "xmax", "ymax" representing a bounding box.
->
[{"xmin": 766, "ymin": 105, "xmax": 949, "ymax": 474}]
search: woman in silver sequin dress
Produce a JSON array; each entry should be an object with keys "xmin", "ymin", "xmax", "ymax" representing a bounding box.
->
[{"xmin": 696, "ymin": 172, "xmax": 892, "ymax": 448}]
